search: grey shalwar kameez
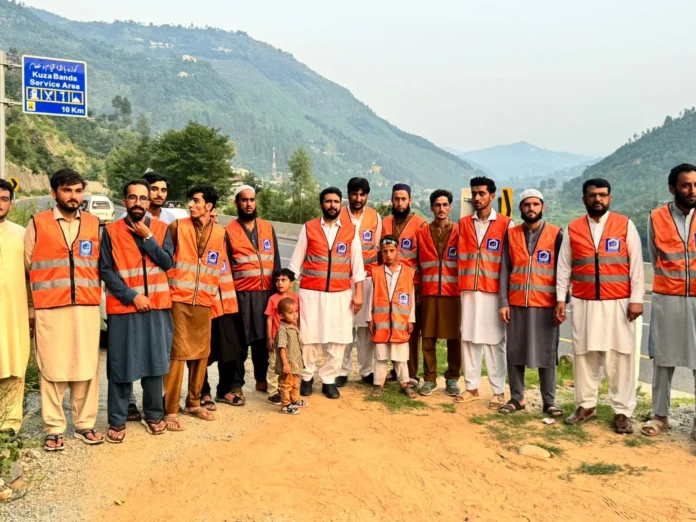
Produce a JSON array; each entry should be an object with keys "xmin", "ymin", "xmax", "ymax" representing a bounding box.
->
[{"xmin": 647, "ymin": 204, "xmax": 696, "ymax": 417}]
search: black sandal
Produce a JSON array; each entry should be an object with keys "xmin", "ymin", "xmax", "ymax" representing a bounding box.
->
[
  {"xmin": 44, "ymin": 433, "xmax": 65, "ymax": 452},
  {"xmin": 127, "ymin": 403, "xmax": 142, "ymax": 422},
  {"xmin": 74, "ymin": 428, "xmax": 105, "ymax": 445},
  {"xmin": 106, "ymin": 425, "xmax": 126, "ymax": 444},
  {"xmin": 216, "ymin": 394, "xmax": 246, "ymax": 407},
  {"xmin": 498, "ymin": 398, "xmax": 526, "ymax": 414},
  {"xmin": 544, "ymin": 404, "xmax": 563, "ymax": 417},
  {"xmin": 200, "ymin": 395, "xmax": 217, "ymax": 411}
]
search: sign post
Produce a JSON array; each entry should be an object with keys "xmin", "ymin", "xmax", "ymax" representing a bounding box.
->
[
  {"xmin": 498, "ymin": 187, "xmax": 514, "ymax": 218},
  {"xmin": 22, "ymin": 55, "xmax": 87, "ymax": 118}
]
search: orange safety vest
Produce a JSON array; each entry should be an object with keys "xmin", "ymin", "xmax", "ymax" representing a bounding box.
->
[
  {"xmin": 568, "ymin": 212, "xmax": 631, "ymax": 301},
  {"xmin": 382, "ymin": 213, "xmax": 428, "ymax": 283},
  {"xmin": 416, "ymin": 223, "xmax": 459, "ymax": 296},
  {"xmin": 457, "ymin": 213, "xmax": 511, "ymax": 294},
  {"xmin": 507, "ymin": 222, "xmax": 561, "ymax": 308},
  {"xmin": 225, "ymin": 219, "xmax": 275, "ymax": 291},
  {"xmin": 339, "ymin": 206, "xmax": 379, "ymax": 277},
  {"xmin": 370, "ymin": 264, "xmax": 415, "ymax": 344},
  {"xmin": 168, "ymin": 218, "xmax": 227, "ymax": 307},
  {"xmin": 29, "ymin": 209, "xmax": 101, "ymax": 309},
  {"xmin": 299, "ymin": 218, "xmax": 355, "ymax": 292},
  {"xmin": 650, "ymin": 204, "xmax": 696, "ymax": 297},
  {"xmin": 104, "ymin": 218, "xmax": 172, "ymax": 314},
  {"xmin": 211, "ymin": 248, "xmax": 239, "ymax": 318}
]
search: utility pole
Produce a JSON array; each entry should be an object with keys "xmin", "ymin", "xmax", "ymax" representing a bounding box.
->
[{"xmin": 0, "ymin": 50, "xmax": 22, "ymax": 180}]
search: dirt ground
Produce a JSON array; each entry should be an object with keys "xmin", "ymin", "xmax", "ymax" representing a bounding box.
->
[{"xmin": 18, "ymin": 367, "xmax": 696, "ymax": 522}]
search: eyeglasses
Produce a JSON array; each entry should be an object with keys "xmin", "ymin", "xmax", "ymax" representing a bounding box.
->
[
  {"xmin": 126, "ymin": 195, "xmax": 149, "ymax": 203},
  {"xmin": 585, "ymin": 193, "xmax": 610, "ymax": 199}
]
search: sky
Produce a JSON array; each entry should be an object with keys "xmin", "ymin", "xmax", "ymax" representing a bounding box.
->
[{"xmin": 18, "ymin": 0, "xmax": 696, "ymax": 157}]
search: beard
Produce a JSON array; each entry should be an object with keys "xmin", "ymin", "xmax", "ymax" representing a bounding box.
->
[
  {"xmin": 56, "ymin": 198, "xmax": 80, "ymax": 213},
  {"xmin": 392, "ymin": 204, "xmax": 411, "ymax": 220},
  {"xmin": 322, "ymin": 207, "xmax": 340, "ymax": 220},
  {"xmin": 675, "ymin": 192, "xmax": 696, "ymax": 210},
  {"xmin": 585, "ymin": 202, "xmax": 609, "ymax": 218},
  {"xmin": 238, "ymin": 208, "xmax": 257, "ymax": 222},
  {"xmin": 128, "ymin": 207, "xmax": 146, "ymax": 222},
  {"xmin": 521, "ymin": 211, "xmax": 543, "ymax": 224}
]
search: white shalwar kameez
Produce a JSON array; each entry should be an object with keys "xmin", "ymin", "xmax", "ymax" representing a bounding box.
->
[
  {"xmin": 289, "ymin": 217, "xmax": 365, "ymax": 385},
  {"xmin": 365, "ymin": 264, "xmax": 415, "ymax": 385},
  {"xmin": 557, "ymin": 211, "xmax": 644, "ymax": 416},
  {"xmin": 339, "ymin": 207, "xmax": 382, "ymax": 378},
  {"xmin": 460, "ymin": 209, "xmax": 514, "ymax": 395}
]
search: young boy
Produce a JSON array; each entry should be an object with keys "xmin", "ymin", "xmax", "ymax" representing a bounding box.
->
[
  {"xmin": 367, "ymin": 235, "xmax": 417, "ymax": 398},
  {"xmin": 275, "ymin": 298, "xmax": 305, "ymax": 415},
  {"xmin": 265, "ymin": 269, "xmax": 299, "ymax": 405}
]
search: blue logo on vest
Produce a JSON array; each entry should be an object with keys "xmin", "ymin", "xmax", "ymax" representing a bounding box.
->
[
  {"xmin": 447, "ymin": 246, "xmax": 457, "ymax": 259},
  {"xmin": 486, "ymin": 238, "xmax": 501, "ymax": 253},
  {"xmin": 78, "ymin": 240, "xmax": 92, "ymax": 257},
  {"xmin": 605, "ymin": 238, "xmax": 621, "ymax": 253},
  {"xmin": 207, "ymin": 251, "xmax": 220, "ymax": 266},
  {"xmin": 536, "ymin": 250, "xmax": 551, "ymax": 265},
  {"xmin": 401, "ymin": 238, "xmax": 413, "ymax": 251},
  {"xmin": 398, "ymin": 292, "xmax": 410, "ymax": 306},
  {"xmin": 221, "ymin": 260, "xmax": 228, "ymax": 274},
  {"xmin": 362, "ymin": 230, "xmax": 373, "ymax": 243},
  {"xmin": 336, "ymin": 242, "xmax": 348, "ymax": 256},
  {"xmin": 262, "ymin": 238, "xmax": 272, "ymax": 252}
]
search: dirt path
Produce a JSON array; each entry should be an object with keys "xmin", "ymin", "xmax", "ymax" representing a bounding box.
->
[{"xmin": 22, "ymin": 377, "xmax": 696, "ymax": 522}]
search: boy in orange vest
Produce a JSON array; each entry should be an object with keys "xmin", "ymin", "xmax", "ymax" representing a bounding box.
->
[{"xmin": 367, "ymin": 235, "xmax": 418, "ymax": 398}]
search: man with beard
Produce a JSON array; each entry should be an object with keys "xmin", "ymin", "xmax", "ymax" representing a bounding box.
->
[
  {"xmin": 25, "ymin": 169, "xmax": 104, "ymax": 450},
  {"xmin": 416, "ymin": 190, "xmax": 461, "ymax": 396},
  {"xmin": 101, "ymin": 180, "xmax": 174, "ymax": 442},
  {"xmin": 0, "ymin": 179, "xmax": 31, "ymax": 437},
  {"xmin": 555, "ymin": 178, "xmax": 644, "ymax": 434},
  {"xmin": 210, "ymin": 185, "xmax": 281, "ymax": 404},
  {"xmin": 337, "ymin": 177, "xmax": 382, "ymax": 387},
  {"xmin": 288, "ymin": 187, "xmax": 365, "ymax": 399},
  {"xmin": 497, "ymin": 190, "xmax": 563, "ymax": 416},
  {"xmin": 118, "ymin": 172, "xmax": 177, "ymax": 226},
  {"xmin": 382, "ymin": 184, "xmax": 427, "ymax": 387},
  {"xmin": 456, "ymin": 177, "xmax": 513, "ymax": 410},
  {"xmin": 642, "ymin": 164, "xmax": 696, "ymax": 438}
]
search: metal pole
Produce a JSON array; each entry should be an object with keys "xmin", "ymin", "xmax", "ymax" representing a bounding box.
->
[{"xmin": 0, "ymin": 50, "xmax": 6, "ymax": 180}]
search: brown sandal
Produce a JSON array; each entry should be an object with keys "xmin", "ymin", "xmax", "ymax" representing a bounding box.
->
[
  {"xmin": 163, "ymin": 414, "xmax": 186, "ymax": 432},
  {"xmin": 182, "ymin": 407, "xmax": 215, "ymax": 421},
  {"xmin": 106, "ymin": 425, "xmax": 126, "ymax": 444},
  {"xmin": 141, "ymin": 418, "xmax": 167, "ymax": 435}
]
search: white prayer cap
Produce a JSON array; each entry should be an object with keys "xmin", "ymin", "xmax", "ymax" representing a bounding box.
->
[
  {"xmin": 519, "ymin": 188, "xmax": 544, "ymax": 203},
  {"xmin": 234, "ymin": 184, "xmax": 256, "ymax": 199}
]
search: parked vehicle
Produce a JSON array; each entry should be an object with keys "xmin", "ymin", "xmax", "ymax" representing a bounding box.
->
[
  {"xmin": 80, "ymin": 195, "xmax": 115, "ymax": 224},
  {"xmin": 163, "ymin": 200, "xmax": 190, "ymax": 219}
]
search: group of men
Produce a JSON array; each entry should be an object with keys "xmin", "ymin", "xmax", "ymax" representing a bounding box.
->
[{"xmin": 0, "ymin": 162, "xmax": 694, "ymax": 447}]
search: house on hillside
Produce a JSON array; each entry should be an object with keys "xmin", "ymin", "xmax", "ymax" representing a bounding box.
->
[
  {"xmin": 177, "ymin": 72, "xmax": 189, "ymax": 78},
  {"xmin": 182, "ymin": 55, "xmax": 198, "ymax": 62}
]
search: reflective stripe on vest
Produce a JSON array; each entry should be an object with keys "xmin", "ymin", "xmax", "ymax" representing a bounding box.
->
[
  {"xmin": 568, "ymin": 212, "xmax": 631, "ymax": 301},
  {"xmin": 225, "ymin": 218, "xmax": 274, "ymax": 291},
  {"xmin": 29, "ymin": 209, "xmax": 101, "ymax": 309},
  {"xmin": 416, "ymin": 223, "xmax": 460, "ymax": 296},
  {"xmin": 370, "ymin": 264, "xmax": 415, "ymax": 344},
  {"xmin": 212, "ymin": 249, "xmax": 239, "ymax": 318},
  {"xmin": 382, "ymin": 213, "xmax": 428, "ymax": 284},
  {"xmin": 104, "ymin": 218, "xmax": 172, "ymax": 314},
  {"xmin": 168, "ymin": 218, "xmax": 226, "ymax": 307},
  {"xmin": 651, "ymin": 204, "xmax": 696, "ymax": 296},
  {"xmin": 339, "ymin": 206, "xmax": 379, "ymax": 277},
  {"xmin": 457, "ymin": 214, "xmax": 511, "ymax": 294},
  {"xmin": 507, "ymin": 222, "xmax": 560, "ymax": 308},
  {"xmin": 299, "ymin": 218, "xmax": 356, "ymax": 292}
]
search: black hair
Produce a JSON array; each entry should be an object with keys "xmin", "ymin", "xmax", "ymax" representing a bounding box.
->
[
  {"xmin": 273, "ymin": 268, "xmax": 296, "ymax": 283},
  {"xmin": 582, "ymin": 178, "xmax": 611, "ymax": 195},
  {"xmin": 123, "ymin": 179, "xmax": 151, "ymax": 198},
  {"xmin": 469, "ymin": 176, "xmax": 496, "ymax": 194},
  {"xmin": 380, "ymin": 234, "xmax": 399, "ymax": 246},
  {"xmin": 143, "ymin": 171, "xmax": 168, "ymax": 188},
  {"xmin": 50, "ymin": 168, "xmax": 85, "ymax": 191},
  {"xmin": 430, "ymin": 189, "xmax": 453, "ymax": 206},
  {"xmin": 278, "ymin": 297, "xmax": 297, "ymax": 314},
  {"xmin": 0, "ymin": 179, "xmax": 14, "ymax": 201},
  {"xmin": 668, "ymin": 163, "xmax": 696, "ymax": 188},
  {"xmin": 319, "ymin": 186, "xmax": 342, "ymax": 203},
  {"xmin": 186, "ymin": 184, "xmax": 219, "ymax": 208},
  {"xmin": 347, "ymin": 177, "xmax": 370, "ymax": 195}
]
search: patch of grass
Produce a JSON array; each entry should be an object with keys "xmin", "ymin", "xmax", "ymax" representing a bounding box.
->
[
  {"xmin": 624, "ymin": 436, "xmax": 655, "ymax": 448},
  {"xmin": 365, "ymin": 383, "xmax": 429, "ymax": 412},
  {"xmin": 533, "ymin": 442, "xmax": 565, "ymax": 457},
  {"xmin": 576, "ymin": 462, "xmax": 623, "ymax": 476},
  {"xmin": 440, "ymin": 403, "xmax": 456, "ymax": 414},
  {"xmin": 469, "ymin": 415, "xmax": 487, "ymax": 425},
  {"xmin": 672, "ymin": 397, "xmax": 696, "ymax": 407},
  {"xmin": 24, "ymin": 348, "xmax": 40, "ymax": 396}
]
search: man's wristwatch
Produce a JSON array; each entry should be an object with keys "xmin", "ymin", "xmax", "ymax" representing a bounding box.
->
[{"xmin": 145, "ymin": 232, "xmax": 154, "ymax": 241}]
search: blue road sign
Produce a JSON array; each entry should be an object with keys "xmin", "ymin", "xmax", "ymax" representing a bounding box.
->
[{"xmin": 22, "ymin": 55, "xmax": 87, "ymax": 118}]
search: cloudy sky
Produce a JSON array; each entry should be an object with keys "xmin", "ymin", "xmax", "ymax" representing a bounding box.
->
[{"xmin": 20, "ymin": 0, "xmax": 696, "ymax": 156}]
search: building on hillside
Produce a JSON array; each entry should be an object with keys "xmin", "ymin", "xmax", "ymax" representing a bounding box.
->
[
  {"xmin": 177, "ymin": 72, "xmax": 189, "ymax": 78},
  {"xmin": 182, "ymin": 55, "xmax": 198, "ymax": 62}
]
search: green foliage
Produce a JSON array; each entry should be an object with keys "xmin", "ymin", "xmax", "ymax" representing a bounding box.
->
[
  {"xmin": 106, "ymin": 126, "xmax": 153, "ymax": 193},
  {"xmin": 7, "ymin": 201, "xmax": 37, "ymax": 228},
  {"xmin": 365, "ymin": 383, "xmax": 430, "ymax": 412},
  {"xmin": 534, "ymin": 442, "xmax": 565, "ymax": 456},
  {"xmin": 150, "ymin": 121, "xmax": 236, "ymax": 200},
  {"xmin": 575, "ymin": 462, "xmax": 623, "ymax": 476},
  {"xmin": 0, "ymin": 433, "xmax": 20, "ymax": 477}
]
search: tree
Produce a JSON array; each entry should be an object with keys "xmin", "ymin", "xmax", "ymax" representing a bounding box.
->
[
  {"xmin": 285, "ymin": 147, "xmax": 320, "ymax": 223},
  {"xmin": 105, "ymin": 119, "xmax": 153, "ymax": 192},
  {"xmin": 547, "ymin": 178, "xmax": 557, "ymax": 190},
  {"xmin": 150, "ymin": 121, "xmax": 236, "ymax": 200}
]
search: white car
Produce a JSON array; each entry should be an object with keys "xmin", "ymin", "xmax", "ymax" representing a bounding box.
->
[
  {"xmin": 81, "ymin": 195, "xmax": 115, "ymax": 225},
  {"xmin": 162, "ymin": 201, "xmax": 189, "ymax": 219}
]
